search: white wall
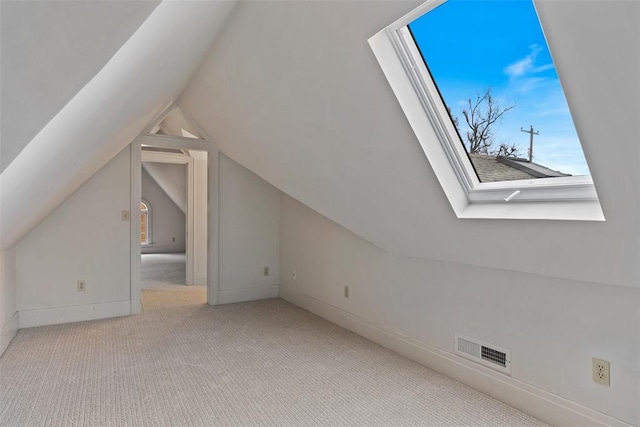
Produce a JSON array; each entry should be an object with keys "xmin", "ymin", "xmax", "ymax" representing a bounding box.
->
[
  {"xmin": 182, "ymin": 1, "xmax": 640, "ymax": 424},
  {"xmin": 141, "ymin": 166, "xmax": 186, "ymax": 254},
  {"xmin": 192, "ymin": 151, "xmax": 208, "ymax": 286},
  {"xmin": 0, "ymin": 248, "xmax": 18, "ymax": 357},
  {"xmin": 280, "ymin": 195, "xmax": 639, "ymax": 426},
  {"xmin": 16, "ymin": 148, "xmax": 132, "ymax": 327},
  {"xmin": 142, "ymin": 162, "xmax": 187, "ymax": 213},
  {"xmin": 218, "ymin": 154, "xmax": 280, "ymax": 304}
]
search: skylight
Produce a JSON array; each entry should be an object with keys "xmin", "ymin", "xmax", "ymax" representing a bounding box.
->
[
  {"xmin": 407, "ymin": 0, "xmax": 591, "ymax": 184},
  {"xmin": 368, "ymin": 0, "xmax": 604, "ymax": 220}
]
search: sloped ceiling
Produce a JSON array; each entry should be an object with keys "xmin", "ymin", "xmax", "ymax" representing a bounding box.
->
[
  {"xmin": 142, "ymin": 162, "xmax": 187, "ymax": 214},
  {"xmin": 0, "ymin": 0, "xmax": 160, "ymax": 172},
  {"xmin": 181, "ymin": 0, "xmax": 640, "ymax": 287},
  {"xmin": 0, "ymin": 0, "xmax": 239, "ymax": 250},
  {"xmin": 152, "ymin": 108, "xmax": 203, "ymax": 139}
]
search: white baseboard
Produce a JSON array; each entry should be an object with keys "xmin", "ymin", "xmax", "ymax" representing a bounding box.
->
[
  {"xmin": 194, "ymin": 273, "xmax": 207, "ymax": 286},
  {"xmin": 279, "ymin": 286, "xmax": 633, "ymax": 427},
  {"xmin": 218, "ymin": 285, "xmax": 279, "ymax": 305},
  {"xmin": 0, "ymin": 311, "xmax": 19, "ymax": 357},
  {"xmin": 19, "ymin": 300, "xmax": 131, "ymax": 328}
]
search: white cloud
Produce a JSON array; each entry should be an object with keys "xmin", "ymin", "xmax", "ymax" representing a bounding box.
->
[
  {"xmin": 504, "ymin": 57, "xmax": 531, "ymax": 77},
  {"xmin": 532, "ymin": 63, "xmax": 554, "ymax": 73},
  {"xmin": 504, "ymin": 44, "xmax": 553, "ymax": 78},
  {"xmin": 514, "ymin": 77, "xmax": 546, "ymax": 94}
]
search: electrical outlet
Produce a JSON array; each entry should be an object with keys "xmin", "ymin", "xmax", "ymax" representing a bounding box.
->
[
  {"xmin": 263, "ymin": 266, "xmax": 269, "ymax": 276},
  {"xmin": 292, "ymin": 270, "xmax": 297, "ymax": 280},
  {"xmin": 77, "ymin": 280, "xmax": 86, "ymax": 292},
  {"xmin": 121, "ymin": 210, "xmax": 130, "ymax": 221},
  {"xmin": 344, "ymin": 285, "xmax": 349, "ymax": 298},
  {"xmin": 593, "ymin": 358, "xmax": 610, "ymax": 386}
]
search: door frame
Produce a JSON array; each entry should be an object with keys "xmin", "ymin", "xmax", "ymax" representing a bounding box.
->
[
  {"xmin": 140, "ymin": 151, "xmax": 195, "ymax": 285},
  {"xmin": 130, "ymin": 114, "xmax": 220, "ymax": 314}
]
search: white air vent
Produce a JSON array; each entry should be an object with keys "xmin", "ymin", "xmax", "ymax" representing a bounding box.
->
[{"xmin": 455, "ymin": 333, "xmax": 511, "ymax": 375}]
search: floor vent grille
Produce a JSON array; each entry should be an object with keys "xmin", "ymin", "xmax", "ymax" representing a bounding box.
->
[
  {"xmin": 481, "ymin": 346, "xmax": 507, "ymax": 367},
  {"xmin": 455, "ymin": 333, "xmax": 511, "ymax": 375}
]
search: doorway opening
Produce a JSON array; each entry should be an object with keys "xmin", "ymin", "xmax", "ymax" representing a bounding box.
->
[
  {"xmin": 140, "ymin": 159, "xmax": 187, "ymax": 289},
  {"xmin": 130, "ymin": 103, "xmax": 219, "ymax": 313},
  {"xmin": 139, "ymin": 148, "xmax": 207, "ymax": 307}
]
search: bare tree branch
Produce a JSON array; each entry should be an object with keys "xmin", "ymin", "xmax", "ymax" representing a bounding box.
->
[{"xmin": 453, "ymin": 89, "xmax": 517, "ymax": 155}]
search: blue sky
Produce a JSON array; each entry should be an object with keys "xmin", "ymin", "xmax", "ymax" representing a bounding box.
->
[{"xmin": 409, "ymin": 0, "xmax": 590, "ymax": 176}]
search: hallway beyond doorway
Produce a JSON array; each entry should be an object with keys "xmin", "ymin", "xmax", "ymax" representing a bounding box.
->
[{"xmin": 141, "ymin": 253, "xmax": 187, "ymax": 289}]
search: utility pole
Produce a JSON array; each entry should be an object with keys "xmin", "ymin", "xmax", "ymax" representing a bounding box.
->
[{"xmin": 521, "ymin": 125, "xmax": 539, "ymax": 162}]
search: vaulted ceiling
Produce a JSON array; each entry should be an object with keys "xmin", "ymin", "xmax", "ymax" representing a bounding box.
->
[
  {"xmin": 0, "ymin": 0, "xmax": 239, "ymax": 249},
  {"xmin": 2, "ymin": 0, "xmax": 639, "ymax": 288}
]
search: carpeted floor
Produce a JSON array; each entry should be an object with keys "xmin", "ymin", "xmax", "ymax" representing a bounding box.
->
[
  {"xmin": 141, "ymin": 253, "xmax": 187, "ymax": 288},
  {"xmin": 0, "ymin": 288, "xmax": 547, "ymax": 426}
]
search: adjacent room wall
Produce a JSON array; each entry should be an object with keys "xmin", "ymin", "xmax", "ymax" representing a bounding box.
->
[
  {"xmin": 0, "ymin": 248, "xmax": 18, "ymax": 357},
  {"xmin": 142, "ymin": 162, "xmax": 187, "ymax": 213},
  {"xmin": 218, "ymin": 154, "xmax": 280, "ymax": 304},
  {"xmin": 141, "ymin": 166, "xmax": 186, "ymax": 254},
  {"xmin": 15, "ymin": 148, "xmax": 132, "ymax": 328}
]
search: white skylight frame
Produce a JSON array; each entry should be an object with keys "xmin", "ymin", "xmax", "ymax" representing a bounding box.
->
[{"xmin": 368, "ymin": 0, "xmax": 604, "ymax": 221}]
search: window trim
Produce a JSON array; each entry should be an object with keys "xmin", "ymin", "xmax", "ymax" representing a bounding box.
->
[
  {"xmin": 140, "ymin": 199, "xmax": 152, "ymax": 246},
  {"xmin": 369, "ymin": 0, "xmax": 604, "ymax": 220}
]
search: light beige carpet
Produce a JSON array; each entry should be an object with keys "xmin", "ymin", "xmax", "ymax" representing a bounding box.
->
[
  {"xmin": 141, "ymin": 253, "xmax": 187, "ymax": 288},
  {"xmin": 0, "ymin": 288, "xmax": 547, "ymax": 426}
]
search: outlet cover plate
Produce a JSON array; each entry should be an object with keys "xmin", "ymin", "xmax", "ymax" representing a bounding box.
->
[{"xmin": 593, "ymin": 358, "xmax": 610, "ymax": 386}]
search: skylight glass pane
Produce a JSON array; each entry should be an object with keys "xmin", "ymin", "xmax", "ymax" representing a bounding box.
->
[{"xmin": 408, "ymin": 0, "xmax": 590, "ymax": 183}]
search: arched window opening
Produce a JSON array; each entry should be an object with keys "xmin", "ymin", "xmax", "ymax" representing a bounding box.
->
[{"xmin": 140, "ymin": 201, "xmax": 151, "ymax": 245}]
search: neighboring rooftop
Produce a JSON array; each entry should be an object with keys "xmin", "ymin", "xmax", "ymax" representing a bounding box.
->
[{"xmin": 469, "ymin": 154, "xmax": 571, "ymax": 183}]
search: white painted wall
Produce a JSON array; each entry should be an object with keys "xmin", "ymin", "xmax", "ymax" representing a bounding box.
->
[
  {"xmin": 141, "ymin": 167, "xmax": 186, "ymax": 254},
  {"xmin": 0, "ymin": 248, "xmax": 18, "ymax": 357},
  {"xmin": 0, "ymin": 0, "xmax": 160, "ymax": 172},
  {"xmin": 142, "ymin": 162, "xmax": 187, "ymax": 213},
  {"xmin": 280, "ymin": 195, "xmax": 640, "ymax": 425},
  {"xmin": 218, "ymin": 154, "xmax": 280, "ymax": 304},
  {"xmin": 192, "ymin": 152, "xmax": 208, "ymax": 285},
  {"xmin": 16, "ymin": 148, "xmax": 132, "ymax": 327},
  {"xmin": 182, "ymin": 1, "xmax": 640, "ymax": 424},
  {"xmin": 159, "ymin": 109, "xmax": 201, "ymax": 139}
]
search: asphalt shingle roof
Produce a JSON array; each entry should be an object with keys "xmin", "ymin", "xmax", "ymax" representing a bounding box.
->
[{"xmin": 469, "ymin": 154, "xmax": 536, "ymax": 182}]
